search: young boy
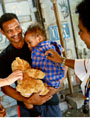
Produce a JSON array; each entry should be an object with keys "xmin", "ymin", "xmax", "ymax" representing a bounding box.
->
[
  {"xmin": 24, "ymin": 23, "xmax": 67, "ymax": 89},
  {"xmin": 24, "ymin": 23, "xmax": 67, "ymax": 117}
]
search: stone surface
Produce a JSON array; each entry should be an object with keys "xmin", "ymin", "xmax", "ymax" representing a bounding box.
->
[
  {"xmin": 0, "ymin": 83, "xmax": 18, "ymax": 117},
  {"xmin": 63, "ymin": 107, "xmax": 89, "ymax": 117},
  {"xmin": 6, "ymin": 105, "xmax": 18, "ymax": 117},
  {"xmin": 59, "ymin": 101, "xmax": 68, "ymax": 112},
  {"xmin": 66, "ymin": 92, "xmax": 84, "ymax": 109}
]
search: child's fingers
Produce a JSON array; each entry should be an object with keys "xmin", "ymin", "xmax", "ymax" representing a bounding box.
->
[{"xmin": 14, "ymin": 70, "xmax": 23, "ymax": 80}]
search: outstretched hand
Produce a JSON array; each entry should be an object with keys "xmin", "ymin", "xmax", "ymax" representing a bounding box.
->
[
  {"xmin": 6, "ymin": 70, "xmax": 23, "ymax": 85},
  {"xmin": 45, "ymin": 49, "xmax": 63, "ymax": 63}
]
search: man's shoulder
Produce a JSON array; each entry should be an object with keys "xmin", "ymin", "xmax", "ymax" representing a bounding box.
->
[{"xmin": 0, "ymin": 44, "xmax": 14, "ymax": 55}]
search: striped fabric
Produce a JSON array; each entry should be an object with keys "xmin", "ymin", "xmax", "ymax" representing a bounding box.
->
[{"xmin": 31, "ymin": 40, "xmax": 65, "ymax": 88}]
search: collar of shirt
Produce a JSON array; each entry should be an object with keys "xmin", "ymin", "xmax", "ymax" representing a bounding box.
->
[
  {"xmin": 32, "ymin": 40, "xmax": 50, "ymax": 49},
  {"xmin": 32, "ymin": 40, "xmax": 53, "ymax": 53}
]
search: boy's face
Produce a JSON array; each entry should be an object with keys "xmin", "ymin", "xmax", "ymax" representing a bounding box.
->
[
  {"xmin": 0, "ymin": 18, "xmax": 23, "ymax": 44},
  {"xmin": 24, "ymin": 33, "xmax": 41, "ymax": 51}
]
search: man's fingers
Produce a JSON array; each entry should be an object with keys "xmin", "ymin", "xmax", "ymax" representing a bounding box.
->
[
  {"xmin": 41, "ymin": 95, "xmax": 52, "ymax": 103},
  {"xmin": 15, "ymin": 70, "xmax": 23, "ymax": 80},
  {"xmin": 24, "ymin": 102, "xmax": 34, "ymax": 109}
]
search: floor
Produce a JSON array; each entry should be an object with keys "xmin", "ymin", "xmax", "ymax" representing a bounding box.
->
[{"xmin": 63, "ymin": 108, "xmax": 89, "ymax": 117}]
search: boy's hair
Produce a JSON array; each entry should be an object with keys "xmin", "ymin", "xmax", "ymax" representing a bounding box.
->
[
  {"xmin": 25, "ymin": 23, "xmax": 46, "ymax": 40},
  {"xmin": 76, "ymin": 0, "xmax": 90, "ymax": 32},
  {"xmin": 0, "ymin": 13, "xmax": 19, "ymax": 30}
]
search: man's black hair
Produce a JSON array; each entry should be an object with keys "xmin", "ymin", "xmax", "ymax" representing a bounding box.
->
[
  {"xmin": 0, "ymin": 13, "xmax": 19, "ymax": 30},
  {"xmin": 76, "ymin": 0, "xmax": 90, "ymax": 32}
]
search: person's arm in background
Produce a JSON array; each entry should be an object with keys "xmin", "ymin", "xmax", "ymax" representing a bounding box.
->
[
  {"xmin": 0, "ymin": 70, "xmax": 23, "ymax": 87},
  {"xmin": 45, "ymin": 49, "xmax": 75, "ymax": 69}
]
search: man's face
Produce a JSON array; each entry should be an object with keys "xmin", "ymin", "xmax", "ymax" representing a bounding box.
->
[
  {"xmin": 78, "ymin": 19, "xmax": 90, "ymax": 49},
  {"xmin": 1, "ymin": 18, "xmax": 22, "ymax": 44}
]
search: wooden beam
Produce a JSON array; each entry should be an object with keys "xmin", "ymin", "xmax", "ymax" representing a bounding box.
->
[{"xmin": 51, "ymin": 0, "xmax": 74, "ymax": 95}]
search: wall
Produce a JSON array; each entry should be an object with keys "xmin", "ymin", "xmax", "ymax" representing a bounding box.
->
[{"xmin": 69, "ymin": 0, "xmax": 90, "ymax": 59}]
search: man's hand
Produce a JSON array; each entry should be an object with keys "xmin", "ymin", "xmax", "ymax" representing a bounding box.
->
[
  {"xmin": 22, "ymin": 85, "xmax": 62, "ymax": 109},
  {"xmin": 47, "ymin": 86, "xmax": 61, "ymax": 96},
  {"xmin": 23, "ymin": 102, "xmax": 34, "ymax": 109},
  {"xmin": 22, "ymin": 78, "xmax": 67, "ymax": 110},
  {"xmin": 22, "ymin": 93, "xmax": 52, "ymax": 109},
  {"xmin": 45, "ymin": 49, "xmax": 63, "ymax": 63}
]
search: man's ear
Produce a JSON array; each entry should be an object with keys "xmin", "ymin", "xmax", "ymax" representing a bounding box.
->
[{"xmin": 0, "ymin": 29, "xmax": 5, "ymax": 35}]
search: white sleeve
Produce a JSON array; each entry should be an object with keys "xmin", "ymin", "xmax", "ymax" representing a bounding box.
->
[
  {"xmin": 74, "ymin": 59, "xmax": 90, "ymax": 95},
  {"xmin": 74, "ymin": 59, "xmax": 86, "ymax": 81},
  {"xmin": 85, "ymin": 59, "xmax": 90, "ymax": 73}
]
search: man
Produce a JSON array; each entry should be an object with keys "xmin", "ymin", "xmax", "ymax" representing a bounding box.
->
[
  {"xmin": 0, "ymin": 13, "xmax": 63, "ymax": 117},
  {"xmin": 45, "ymin": 0, "xmax": 90, "ymax": 114}
]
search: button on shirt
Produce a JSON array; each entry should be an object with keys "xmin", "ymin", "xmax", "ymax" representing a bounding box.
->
[{"xmin": 31, "ymin": 41, "xmax": 65, "ymax": 88}]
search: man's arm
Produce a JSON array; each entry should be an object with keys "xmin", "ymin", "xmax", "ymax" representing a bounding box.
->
[
  {"xmin": 22, "ymin": 87, "xmax": 59, "ymax": 109},
  {"xmin": 1, "ymin": 86, "xmax": 52, "ymax": 109},
  {"xmin": 1, "ymin": 86, "xmax": 23, "ymax": 101}
]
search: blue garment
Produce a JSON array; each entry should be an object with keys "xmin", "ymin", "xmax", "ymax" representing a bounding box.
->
[
  {"xmin": 31, "ymin": 40, "xmax": 65, "ymax": 88},
  {"xmin": 19, "ymin": 104, "xmax": 62, "ymax": 117}
]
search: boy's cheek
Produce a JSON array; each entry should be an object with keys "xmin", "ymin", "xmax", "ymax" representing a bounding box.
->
[{"xmin": 28, "ymin": 46, "xmax": 32, "ymax": 51}]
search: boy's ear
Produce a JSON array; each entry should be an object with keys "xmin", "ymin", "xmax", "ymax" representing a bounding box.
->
[
  {"xmin": 0, "ymin": 29, "xmax": 5, "ymax": 35},
  {"xmin": 38, "ymin": 35, "xmax": 43, "ymax": 42}
]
